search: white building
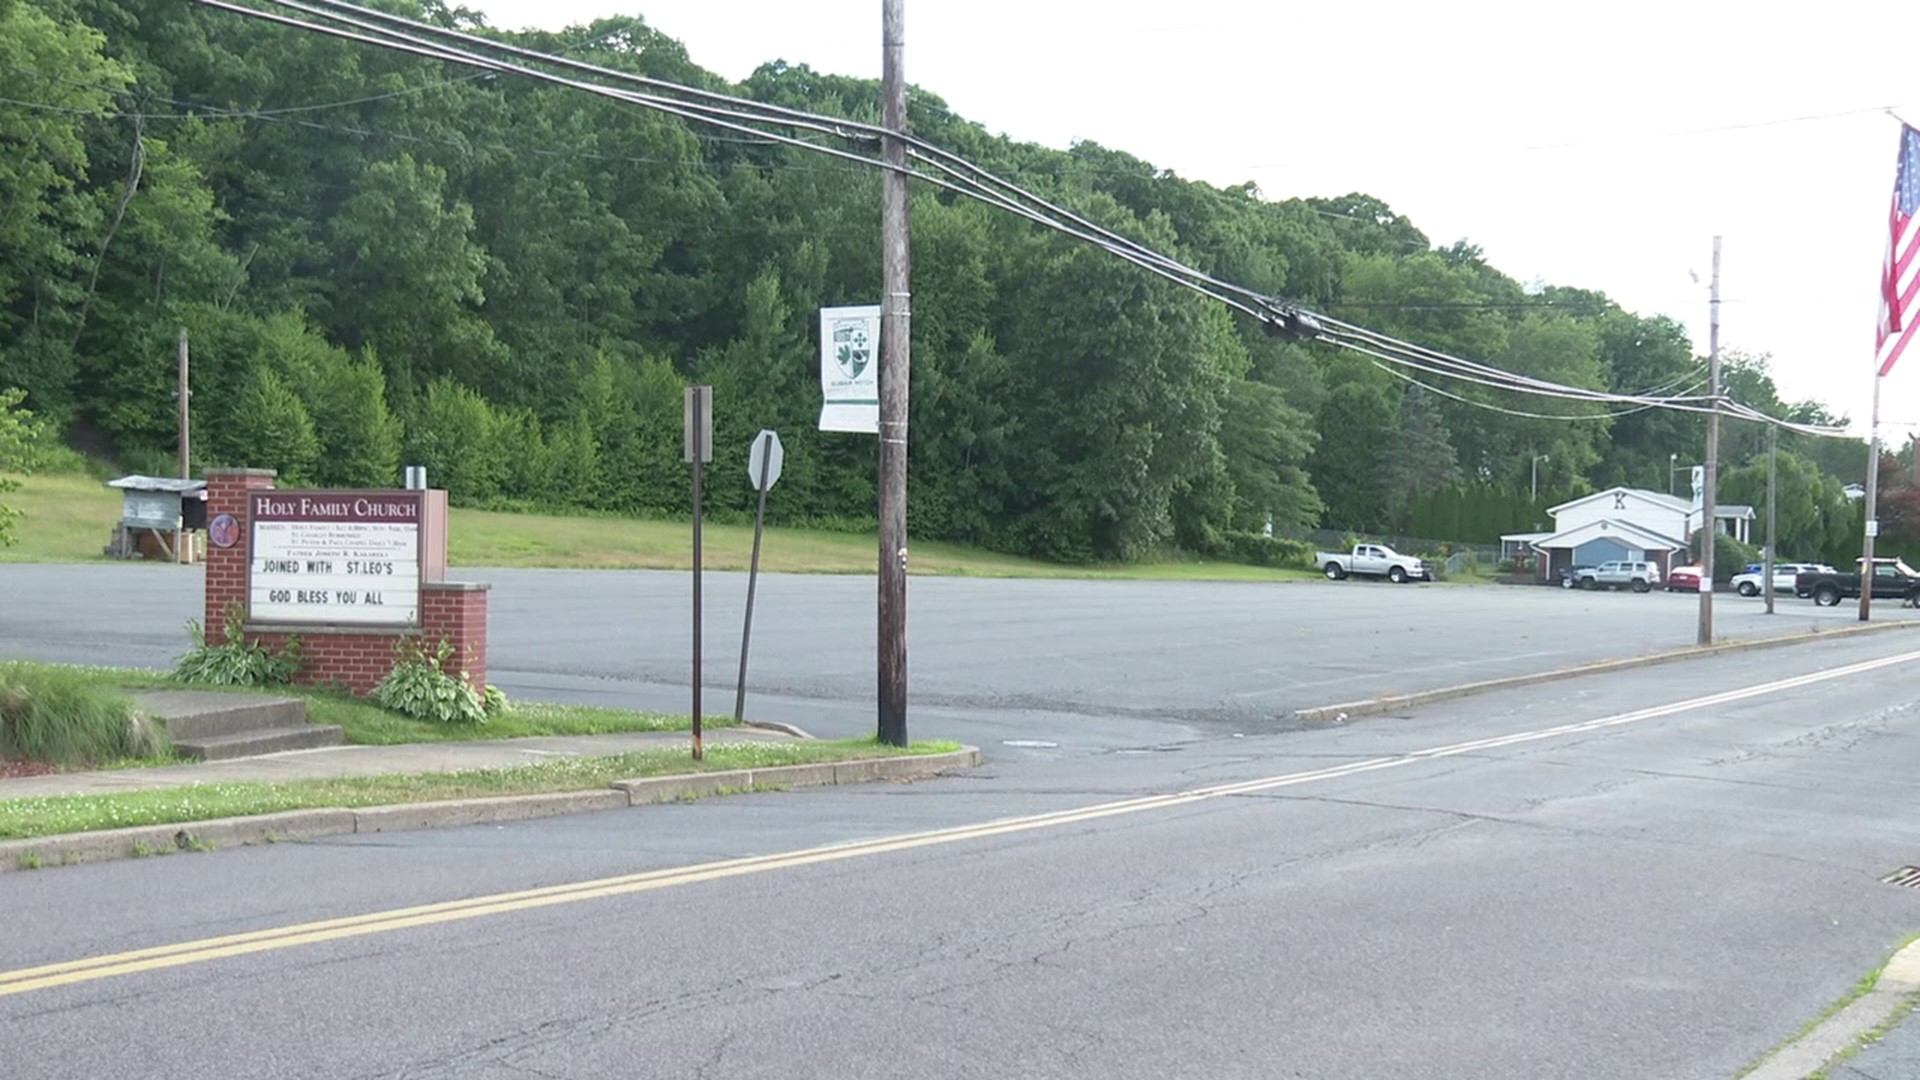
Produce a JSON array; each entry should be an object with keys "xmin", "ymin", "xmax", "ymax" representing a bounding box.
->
[{"xmin": 1505, "ymin": 487, "xmax": 1757, "ymax": 581}]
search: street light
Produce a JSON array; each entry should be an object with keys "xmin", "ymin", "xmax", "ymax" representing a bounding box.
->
[
  {"xmin": 1531, "ymin": 453, "xmax": 1550, "ymax": 502},
  {"xmin": 1669, "ymin": 452, "xmax": 1679, "ymax": 496}
]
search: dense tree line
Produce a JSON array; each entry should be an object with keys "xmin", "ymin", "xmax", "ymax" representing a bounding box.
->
[{"xmin": 0, "ymin": 0, "xmax": 1872, "ymax": 563}]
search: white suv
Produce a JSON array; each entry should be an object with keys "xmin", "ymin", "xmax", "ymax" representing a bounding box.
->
[
  {"xmin": 1574, "ymin": 560, "xmax": 1662, "ymax": 593},
  {"xmin": 1731, "ymin": 563, "xmax": 1830, "ymax": 597}
]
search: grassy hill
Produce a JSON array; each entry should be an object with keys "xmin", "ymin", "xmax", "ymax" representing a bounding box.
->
[{"xmin": 0, "ymin": 472, "xmax": 1313, "ymax": 581}]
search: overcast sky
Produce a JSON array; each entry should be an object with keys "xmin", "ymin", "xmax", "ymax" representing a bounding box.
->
[{"xmin": 471, "ymin": 0, "xmax": 1915, "ymax": 442}]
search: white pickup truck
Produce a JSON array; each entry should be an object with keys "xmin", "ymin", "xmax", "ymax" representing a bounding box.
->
[{"xmin": 1316, "ymin": 543, "xmax": 1432, "ymax": 583}]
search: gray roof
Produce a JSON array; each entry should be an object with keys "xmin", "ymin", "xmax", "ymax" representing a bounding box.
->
[
  {"xmin": 1718, "ymin": 504, "xmax": 1756, "ymax": 519},
  {"xmin": 104, "ymin": 475, "xmax": 206, "ymax": 493},
  {"xmin": 1637, "ymin": 490, "xmax": 1691, "ymax": 512}
]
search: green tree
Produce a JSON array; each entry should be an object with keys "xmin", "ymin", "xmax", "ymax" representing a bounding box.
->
[
  {"xmin": 1379, "ymin": 385, "xmax": 1461, "ymax": 532},
  {"xmin": 405, "ymin": 378, "xmax": 505, "ymax": 504},
  {"xmin": 990, "ymin": 202, "xmax": 1236, "ymax": 562},
  {"xmin": 308, "ymin": 353, "xmax": 402, "ymax": 488},
  {"xmin": 1218, "ymin": 379, "xmax": 1321, "ymax": 534},
  {"xmin": 1720, "ymin": 449, "xmax": 1854, "ymax": 564},
  {"xmin": 214, "ymin": 366, "xmax": 319, "ymax": 483},
  {"xmin": 1310, "ymin": 377, "xmax": 1396, "ymax": 532},
  {"xmin": 0, "ymin": 1, "xmax": 131, "ymax": 420},
  {"xmin": 0, "ymin": 388, "xmax": 45, "ymax": 546},
  {"xmin": 326, "ymin": 154, "xmax": 504, "ymax": 394}
]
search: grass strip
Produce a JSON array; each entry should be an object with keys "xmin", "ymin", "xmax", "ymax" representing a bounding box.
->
[
  {"xmin": 0, "ymin": 738, "xmax": 961, "ymax": 840},
  {"xmin": 1, "ymin": 662, "xmax": 715, "ymax": 748}
]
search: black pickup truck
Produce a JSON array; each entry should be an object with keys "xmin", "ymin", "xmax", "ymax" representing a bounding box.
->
[{"xmin": 1795, "ymin": 558, "xmax": 1920, "ymax": 606}]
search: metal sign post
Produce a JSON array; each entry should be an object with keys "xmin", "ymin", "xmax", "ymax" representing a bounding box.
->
[
  {"xmin": 734, "ymin": 430, "xmax": 784, "ymax": 725},
  {"xmin": 684, "ymin": 386, "xmax": 713, "ymax": 759},
  {"xmin": 1764, "ymin": 423, "xmax": 1777, "ymax": 615}
]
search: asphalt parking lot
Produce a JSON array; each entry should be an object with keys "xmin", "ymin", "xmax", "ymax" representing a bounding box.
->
[{"xmin": 4, "ymin": 564, "xmax": 1914, "ymax": 745}]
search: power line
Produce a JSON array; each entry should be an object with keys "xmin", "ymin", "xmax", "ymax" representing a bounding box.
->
[
  {"xmin": 0, "ymin": 89, "xmax": 871, "ymax": 174},
  {"xmin": 172, "ymin": 0, "xmax": 1848, "ymax": 436},
  {"xmin": 1357, "ymin": 350, "xmax": 1677, "ymax": 422},
  {"xmin": 278, "ymin": 0, "xmax": 1772, "ymax": 416},
  {"xmin": 203, "ymin": 0, "xmax": 1283, "ymax": 326},
  {"xmin": 281, "ymin": 0, "xmax": 1292, "ymax": 319},
  {"xmin": 1331, "ymin": 334, "xmax": 1717, "ymax": 416}
]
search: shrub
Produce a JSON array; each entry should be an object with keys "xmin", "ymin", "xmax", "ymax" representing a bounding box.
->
[
  {"xmin": 219, "ymin": 366, "xmax": 321, "ymax": 485},
  {"xmin": 1220, "ymin": 531, "xmax": 1315, "ymax": 569},
  {"xmin": 173, "ymin": 607, "xmax": 302, "ymax": 687},
  {"xmin": 482, "ymin": 684, "xmax": 508, "ymax": 716},
  {"xmin": 1689, "ymin": 530, "xmax": 1762, "ymax": 583},
  {"xmin": 374, "ymin": 639, "xmax": 485, "ymax": 725},
  {"xmin": 406, "ymin": 379, "xmax": 506, "ymax": 504},
  {"xmin": 0, "ymin": 664, "xmax": 168, "ymax": 765}
]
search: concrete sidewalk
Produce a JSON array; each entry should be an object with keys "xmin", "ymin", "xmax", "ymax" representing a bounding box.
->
[
  {"xmin": 1829, "ymin": 1000, "xmax": 1920, "ymax": 1078},
  {"xmin": 0, "ymin": 727, "xmax": 796, "ymax": 801},
  {"xmin": 1743, "ymin": 940, "xmax": 1920, "ymax": 1080}
]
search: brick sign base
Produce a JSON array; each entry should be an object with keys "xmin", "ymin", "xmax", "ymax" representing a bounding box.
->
[{"xmin": 203, "ymin": 469, "xmax": 489, "ymax": 695}]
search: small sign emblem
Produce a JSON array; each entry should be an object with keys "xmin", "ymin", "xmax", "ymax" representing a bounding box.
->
[{"xmin": 209, "ymin": 513, "xmax": 239, "ymax": 549}]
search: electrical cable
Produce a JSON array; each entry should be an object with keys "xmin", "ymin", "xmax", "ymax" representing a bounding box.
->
[
  {"xmin": 173, "ymin": 0, "xmax": 1855, "ymax": 439},
  {"xmin": 204, "ymin": 0, "xmax": 1276, "ymax": 321},
  {"xmin": 288, "ymin": 0, "xmax": 1286, "ymax": 314},
  {"xmin": 1359, "ymin": 353, "xmax": 1686, "ymax": 421},
  {"xmin": 1328, "ymin": 335, "xmax": 1722, "ymax": 416}
]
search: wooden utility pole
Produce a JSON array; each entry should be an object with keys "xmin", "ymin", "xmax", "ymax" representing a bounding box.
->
[
  {"xmin": 876, "ymin": 0, "xmax": 911, "ymax": 747},
  {"xmin": 177, "ymin": 328, "xmax": 190, "ymax": 565},
  {"xmin": 1697, "ymin": 236, "xmax": 1721, "ymax": 646}
]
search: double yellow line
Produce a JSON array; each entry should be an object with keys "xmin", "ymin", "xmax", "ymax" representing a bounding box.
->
[{"xmin": 5, "ymin": 645, "xmax": 1913, "ymax": 1000}]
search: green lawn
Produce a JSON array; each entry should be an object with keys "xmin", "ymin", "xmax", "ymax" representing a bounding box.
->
[
  {"xmin": 0, "ymin": 472, "xmax": 121, "ymax": 563},
  {"xmin": 0, "ymin": 738, "xmax": 962, "ymax": 841},
  {"xmin": 1, "ymin": 471, "xmax": 1319, "ymax": 581},
  {"xmin": 6, "ymin": 662, "xmax": 713, "ymax": 757}
]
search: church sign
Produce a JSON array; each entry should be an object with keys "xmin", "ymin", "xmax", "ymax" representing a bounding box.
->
[{"xmin": 249, "ymin": 491, "xmax": 423, "ymax": 626}]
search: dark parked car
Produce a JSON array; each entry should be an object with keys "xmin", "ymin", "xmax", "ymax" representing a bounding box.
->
[{"xmin": 1556, "ymin": 565, "xmax": 1595, "ymax": 589}]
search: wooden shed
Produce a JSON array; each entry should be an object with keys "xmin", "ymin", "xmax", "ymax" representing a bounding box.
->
[{"xmin": 103, "ymin": 475, "xmax": 207, "ymax": 563}]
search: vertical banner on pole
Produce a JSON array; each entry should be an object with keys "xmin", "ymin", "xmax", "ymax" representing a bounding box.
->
[{"xmin": 818, "ymin": 305, "xmax": 881, "ymax": 434}]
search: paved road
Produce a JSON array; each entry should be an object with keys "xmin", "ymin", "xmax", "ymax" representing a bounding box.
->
[
  {"xmin": 4, "ymin": 563, "xmax": 1915, "ymax": 751},
  {"xmin": 4, "ymin": 633, "xmax": 1920, "ymax": 1078}
]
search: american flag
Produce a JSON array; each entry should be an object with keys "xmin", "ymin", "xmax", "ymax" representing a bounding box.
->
[{"xmin": 1879, "ymin": 124, "xmax": 1920, "ymax": 376}]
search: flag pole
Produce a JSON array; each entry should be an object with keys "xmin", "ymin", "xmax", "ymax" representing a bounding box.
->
[
  {"xmin": 1864, "ymin": 120, "xmax": 1918, "ymax": 616},
  {"xmin": 1860, "ymin": 370, "xmax": 1882, "ymax": 621}
]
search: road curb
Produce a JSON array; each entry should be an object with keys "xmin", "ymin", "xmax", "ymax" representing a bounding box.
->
[
  {"xmin": 613, "ymin": 748, "xmax": 980, "ymax": 802},
  {"xmin": 1292, "ymin": 619, "xmax": 1920, "ymax": 725},
  {"xmin": 1741, "ymin": 937, "xmax": 1920, "ymax": 1080},
  {"xmin": 742, "ymin": 719, "xmax": 815, "ymax": 739},
  {"xmin": 0, "ymin": 747, "xmax": 982, "ymax": 873}
]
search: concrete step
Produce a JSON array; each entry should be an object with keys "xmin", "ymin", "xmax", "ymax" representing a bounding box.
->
[
  {"xmin": 172, "ymin": 725, "xmax": 345, "ymax": 762},
  {"xmin": 133, "ymin": 690, "xmax": 307, "ymax": 743}
]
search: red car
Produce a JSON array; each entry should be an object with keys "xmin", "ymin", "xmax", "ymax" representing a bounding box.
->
[{"xmin": 1665, "ymin": 565, "xmax": 1703, "ymax": 592}]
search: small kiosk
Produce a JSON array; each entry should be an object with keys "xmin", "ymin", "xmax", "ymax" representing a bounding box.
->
[{"xmin": 103, "ymin": 475, "xmax": 207, "ymax": 563}]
